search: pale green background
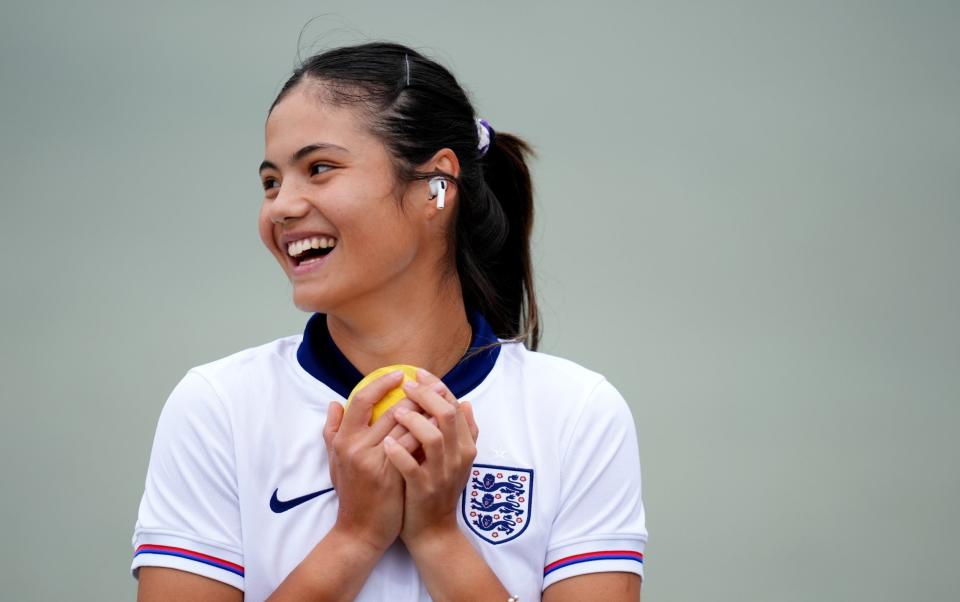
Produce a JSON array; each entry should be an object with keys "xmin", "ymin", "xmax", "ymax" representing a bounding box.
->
[{"xmin": 1, "ymin": 0, "xmax": 958, "ymax": 600}]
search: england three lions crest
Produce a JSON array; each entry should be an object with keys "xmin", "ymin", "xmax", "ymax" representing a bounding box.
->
[{"xmin": 462, "ymin": 464, "xmax": 534, "ymax": 545}]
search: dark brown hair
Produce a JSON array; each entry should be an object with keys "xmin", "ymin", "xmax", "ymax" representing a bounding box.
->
[{"xmin": 270, "ymin": 42, "xmax": 540, "ymax": 350}]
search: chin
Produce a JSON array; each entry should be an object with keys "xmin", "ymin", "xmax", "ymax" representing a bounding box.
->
[
  {"xmin": 292, "ymin": 290, "xmax": 331, "ymax": 314},
  {"xmin": 291, "ymin": 281, "xmax": 349, "ymax": 315}
]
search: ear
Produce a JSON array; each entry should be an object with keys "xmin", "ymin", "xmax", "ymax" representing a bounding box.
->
[{"xmin": 419, "ymin": 148, "xmax": 461, "ymax": 218}]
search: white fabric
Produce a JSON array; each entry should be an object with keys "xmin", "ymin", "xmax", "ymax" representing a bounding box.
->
[
  {"xmin": 476, "ymin": 118, "xmax": 491, "ymax": 154},
  {"xmin": 131, "ymin": 335, "xmax": 647, "ymax": 600}
]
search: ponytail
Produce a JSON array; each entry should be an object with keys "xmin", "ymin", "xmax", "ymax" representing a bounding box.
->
[{"xmin": 456, "ymin": 132, "xmax": 540, "ymax": 350}]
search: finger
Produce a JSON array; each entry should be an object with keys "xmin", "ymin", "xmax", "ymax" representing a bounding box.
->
[
  {"xmin": 385, "ymin": 422, "xmax": 411, "ymax": 444},
  {"xmin": 453, "ymin": 402, "xmax": 472, "ymax": 451},
  {"xmin": 415, "ymin": 368, "xmax": 458, "ymax": 405},
  {"xmin": 383, "ymin": 436, "xmax": 422, "ymax": 482},
  {"xmin": 322, "ymin": 401, "xmax": 344, "ymax": 448},
  {"xmin": 412, "ymin": 372, "xmax": 466, "ymax": 458},
  {"xmin": 393, "ymin": 416, "xmax": 438, "ymax": 454},
  {"xmin": 375, "ymin": 400, "xmax": 431, "ymax": 452},
  {"xmin": 364, "ymin": 395, "xmax": 420, "ymax": 445},
  {"xmin": 414, "ymin": 367, "xmax": 441, "ymax": 386},
  {"xmin": 341, "ymin": 370, "xmax": 405, "ymax": 433},
  {"xmin": 451, "ymin": 399, "xmax": 479, "ymax": 461},
  {"xmin": 462, "ymin": 400, "xmax": 479, "ymax": 442},
  {"xmin": 394, "ymin": 406, "xmax": 445, "ymax": 462},
  {"xmin": 413, "ymin": 373, "xmax": 462, "ymax": 450},
  {"xmin": 403, "ymin": 380, "xmax": 459, "ymax": 449}
]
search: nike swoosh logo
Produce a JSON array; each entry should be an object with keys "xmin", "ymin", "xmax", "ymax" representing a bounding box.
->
[{"xmin": 269, "ymin": 486, "xmax": 335, "ymax": 513}]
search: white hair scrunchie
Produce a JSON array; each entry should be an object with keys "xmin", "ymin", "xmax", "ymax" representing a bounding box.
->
[{"xmin": 476, "ymin": 118, "xmax": 494, "ymax": 157}]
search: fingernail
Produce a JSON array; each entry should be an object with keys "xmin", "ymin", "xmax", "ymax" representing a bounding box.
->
[
  {"xmin": 416, "ymin": 367, "xmax": 432, "ymax": 380},
  {"xmin": 384, "ymin": 436, "xmax": 396, "ymax": 447},
  {"xmin": 402, "ymin": 380, "xmax": 417, "ymax": 391},
  {"xmin": 395, "ymin": 406, "xmax": 410, "ymax": 416},
  {"xmin": 389, "ymin": 370, "xmax": 404, "ymax": 379}
]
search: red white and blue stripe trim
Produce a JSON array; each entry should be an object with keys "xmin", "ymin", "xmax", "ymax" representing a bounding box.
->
[
  {"xmin": 544, "ymin": 550, "xmax": 644, "ymax": 576},
  {"xmin": 134, "ymin": 544, "xmax": 244, "ymax": 577}
]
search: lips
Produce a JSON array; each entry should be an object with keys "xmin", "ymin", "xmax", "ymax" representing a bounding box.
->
[
  {"xmin": 291, "ymin": 250, "xmax": 332, "ymax": 275},
  {"xmin": 286, "ymin": 235, "xmax": 337, "ymax": 261},
  {"xmin": 277, "ymin": 232, "xmax": 339, "ymax": 273}
]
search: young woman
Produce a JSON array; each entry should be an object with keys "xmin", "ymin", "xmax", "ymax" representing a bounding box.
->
[{"xmin": 132, "ymin": 42, "xmax": 647, "ymax": 601}]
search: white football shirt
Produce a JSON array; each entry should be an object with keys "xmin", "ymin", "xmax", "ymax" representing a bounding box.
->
[{"xmin": 131, "ymin": 310, "xmax": 647, "ymax": 600}]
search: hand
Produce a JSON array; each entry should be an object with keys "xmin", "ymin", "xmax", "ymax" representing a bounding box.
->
[
  {"xmin": 323, "ymin": 370, "xmax": 420, "ymax": 553},
  {"xmin": 382, "ymin": 369, "xmax": 480, "ymax": 547}
]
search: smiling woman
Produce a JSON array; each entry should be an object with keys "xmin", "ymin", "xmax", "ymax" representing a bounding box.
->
[{"xmin": 130, "ymin": 42, "xmax": 647, "ymax": 602}]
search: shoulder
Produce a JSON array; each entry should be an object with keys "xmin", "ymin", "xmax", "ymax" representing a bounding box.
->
[
  {"xmin": 497, "ymin": 343, "xmax": 605, "ymax": 389},
  {"xmin": 493, "ymin": 342, "xmax": 634, "ymax": 427},
  {"xmin": 159, "ymin": 333, "xmax": 303, "ymax": 423},
  {"xmin": 183, "ymin": 333, "xmax": 303, "ymax": 398},
  {"xmin": 190, "ymin": 333, "xmax": 301, "ymax": 382},
  {"xmin": 497, "ymin": 342, "xmax": 622, "ymax": 398}
]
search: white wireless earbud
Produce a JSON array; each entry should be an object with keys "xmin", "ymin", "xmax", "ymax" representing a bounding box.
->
[{"xmin": 429, "ymin": 177, "xmax": 447, "ymax": 209}]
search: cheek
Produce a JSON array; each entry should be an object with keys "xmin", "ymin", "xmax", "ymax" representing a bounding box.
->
[
  {"xmin": 339, "ymin": 207, "xmax": 419, "ymax": 272},
  {"xmin": 257, "ymin": 205, "xmax": 279, "ymax": 256}
]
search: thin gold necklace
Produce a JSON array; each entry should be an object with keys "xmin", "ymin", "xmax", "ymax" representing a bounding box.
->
[{"xmin": 456, "ymin": 321, "xmax": 473, "ymax": 363}]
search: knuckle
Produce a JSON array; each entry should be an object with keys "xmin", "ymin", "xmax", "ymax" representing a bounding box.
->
[
  {"xmin": 354, "ymin": 391, "xmax": 376, "ymax": 406},
  {"xmin": 333, "ymin": 438, "xmax": 350, "ymax": 455}
]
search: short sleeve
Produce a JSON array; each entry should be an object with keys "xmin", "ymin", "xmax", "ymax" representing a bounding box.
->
[
  {"xmin": 130, "ymin": 370, "xmax": 244, "ymax": 591},
  {"xmin": 542, "ymin": 379, "xmax": 647, "ymax": 590}
]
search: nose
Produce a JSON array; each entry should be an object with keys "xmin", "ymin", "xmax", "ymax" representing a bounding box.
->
[{"xmin": 267, "ymin": 181, "xmax": 312, "ymax": 225}]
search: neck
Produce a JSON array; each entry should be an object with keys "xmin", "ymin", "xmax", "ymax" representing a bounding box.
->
[{"xmin": 325, "ymin": 278, "xmax": 472, "ymax": 377}]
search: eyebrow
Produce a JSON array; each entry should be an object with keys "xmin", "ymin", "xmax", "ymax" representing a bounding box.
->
[{"xmin": 259, "ymin": 143, "xmax": 349, "ymax": 173}]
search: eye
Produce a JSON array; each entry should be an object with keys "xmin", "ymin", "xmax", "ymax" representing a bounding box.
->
[
  {"xmin": 310, "ymin": 163, "xmax": 333, "ymax": 176},
  {"xmin": 262, "ymin": 177, "xmax": 279, "ymax": 192}
]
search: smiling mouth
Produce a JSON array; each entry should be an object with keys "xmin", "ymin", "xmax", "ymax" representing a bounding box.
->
[{"xmin": 286, "ymin": 236, "xmax": 337, "ymax": 266}]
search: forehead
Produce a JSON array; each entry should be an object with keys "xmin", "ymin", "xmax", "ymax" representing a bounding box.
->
[{"xmin": 264, "ymin": 83, "xmax": 380, "ymax": 157}]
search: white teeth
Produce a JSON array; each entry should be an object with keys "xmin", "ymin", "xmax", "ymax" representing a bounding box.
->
[{"xmin": 286, "ymin": 236, "xmax": 337, "ymax": 257}]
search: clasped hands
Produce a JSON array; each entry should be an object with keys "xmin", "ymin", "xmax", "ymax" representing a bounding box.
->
[{"xmin": 322, "ymin": 368, "xmax": 479, "ymax": 553}]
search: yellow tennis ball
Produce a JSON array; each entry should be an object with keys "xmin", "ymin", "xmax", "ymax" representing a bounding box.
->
[{"xmin": 346, "ymin": 364, "xmax": 420, "ymax": 424}]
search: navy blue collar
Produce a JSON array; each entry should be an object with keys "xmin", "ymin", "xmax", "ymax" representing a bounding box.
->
[{"xmin": 296, "ymin": 309, "xmax": 501, "ymax": 399}]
